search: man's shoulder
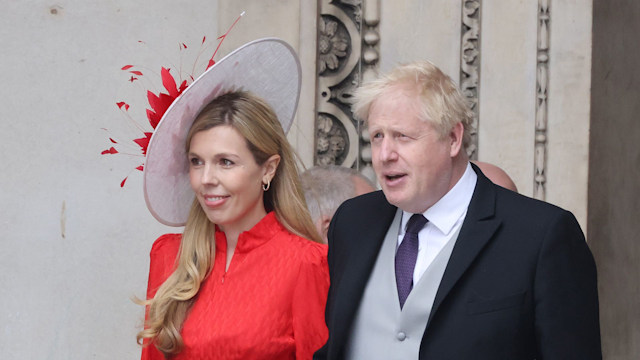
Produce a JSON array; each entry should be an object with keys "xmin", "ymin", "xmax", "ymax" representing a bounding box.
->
[
  {"xmin": 331, "ymin": 190, "xmax": 396, "ymax": 231},
  {"xmin": 483, "ymin": 184, "xmax": 580, "ymax": 235},
  {"xmin": 495, "ymin": 185, "xmax": 568, "ymax": 217},
  {"xmin": 337, "ymin": 190, "xmax": 396, "ymax": 218},
  {"xmin": 474, "ymin": 163, "xmax": 571, "ymax": 218},
  {"xmin": 344, "ymin": 189, "xmax": 389, "ymax": 208}
]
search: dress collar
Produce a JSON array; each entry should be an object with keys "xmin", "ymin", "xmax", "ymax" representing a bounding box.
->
[{"xmin": 214, "ymin": 211, "xmax": 283, "ymax": 254}]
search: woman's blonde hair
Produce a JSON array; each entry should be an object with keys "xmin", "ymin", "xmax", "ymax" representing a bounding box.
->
[{"xmin": 137, "ymin": 91, "xmax": 321, "ymax": 357}]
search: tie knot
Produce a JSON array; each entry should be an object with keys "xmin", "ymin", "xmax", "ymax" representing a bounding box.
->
[{"xmin": 405, "ymin": 214, "xmax": 428, "ymax": 235}]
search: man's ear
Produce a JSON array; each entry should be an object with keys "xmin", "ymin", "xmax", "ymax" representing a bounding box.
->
[
  {"xmin": 320, "ymin": 214, "xmax": 332, "ymax": 244},
  {"xmin": 262, "ymin": 154, "xmax": 281, "ymax": 184},
  {"xmin": 449, "ymin": 122, "xmax": 464, "ymax": 157}
]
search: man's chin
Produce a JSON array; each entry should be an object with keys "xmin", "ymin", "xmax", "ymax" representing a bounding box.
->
[
  {"xmin": 382, "ymin": 192, "xmax": 407, "ymax": 210},
  {"xmin": 384, "ymin": 193, "xmax": 429, "ymax": 213}
]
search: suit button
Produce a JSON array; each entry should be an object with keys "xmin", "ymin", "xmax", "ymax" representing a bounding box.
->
[{"xmin": 396, "ymin": 331, "xmax": 406, "ymax": 341}]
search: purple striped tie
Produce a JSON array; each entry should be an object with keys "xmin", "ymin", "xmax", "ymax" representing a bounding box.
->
[{"xmin": 395, "ymin": 214, "xmax": 428, "ymax": 309}]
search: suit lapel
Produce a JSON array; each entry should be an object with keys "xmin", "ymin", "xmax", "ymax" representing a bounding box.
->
[
  {"xmin": 331, "ymin": 191, "xmax": 397, "ymax": 355},
  {"xmin": 427, "ymin": 164, "xmax": 501, "ymax": 326}
]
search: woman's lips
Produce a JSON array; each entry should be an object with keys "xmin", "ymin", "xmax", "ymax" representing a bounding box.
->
[{"xmin": 202, "ymin": 194, "xmax": 229, "ymax": 207}]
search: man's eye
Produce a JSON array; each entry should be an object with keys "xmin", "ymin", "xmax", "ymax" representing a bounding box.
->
[
  {"xmin": 397, "ymin": 133, "xmax": 412, "ymax": 140},
  {"xmin": 372, "ymin": 132, "xmax": 383, "ymax": 139}
]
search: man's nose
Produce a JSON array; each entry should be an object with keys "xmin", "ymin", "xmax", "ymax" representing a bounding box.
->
[{"xmin": 378, "ymin": 138, "xmax": 398, "ymax": 162}]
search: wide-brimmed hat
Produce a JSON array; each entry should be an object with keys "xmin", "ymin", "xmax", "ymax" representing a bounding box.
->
[{"xmin": 143, "ymin": 38, "xmax": 301, "ymax": 226}]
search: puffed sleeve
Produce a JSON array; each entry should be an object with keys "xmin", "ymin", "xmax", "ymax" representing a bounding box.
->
[
  {"xmin": 141, "ymin": 234, "xmax": 181, "ymax": 360},
  {"xmin": 291, "ymin": 243, "xmax": 330, "ymax": 360}
]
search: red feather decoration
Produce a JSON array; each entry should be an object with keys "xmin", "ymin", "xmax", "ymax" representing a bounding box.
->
[
  {"xmin": 103, "ymin": 12, "xmax": 244, "ymax": 187},
  {"xmin": 101, "ymin": 147, "xmax": 118, "ymax": 155}
]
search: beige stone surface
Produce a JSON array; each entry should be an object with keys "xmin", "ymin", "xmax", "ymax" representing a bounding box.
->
[
  {"xmin": 378, "ymin": 0, "xmax": 461, "ymax": 82},
  {"xmin": 217, "ymin": 1, "xmax": 317, "ymax": 167},
  {"xmin": 478, "ymin": 0, "xmax": 538, "ymax": 198},
  {"xmin": 545, "ymin": 0, "xmax": 593, "ymax": 231},
  {"xmin": 0, "ymin": 1, "xmax": 220, "ymax": 359}
]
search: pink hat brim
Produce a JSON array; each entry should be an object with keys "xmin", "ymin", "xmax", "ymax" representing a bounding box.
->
[{"xmin": 143, "ymin": 38, "xmax": 301, "ymax": 226}]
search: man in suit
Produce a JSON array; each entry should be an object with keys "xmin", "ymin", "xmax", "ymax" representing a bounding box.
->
[{"xmin": 314, "ymin": 61, "xmax": 601, "ymax": 359}]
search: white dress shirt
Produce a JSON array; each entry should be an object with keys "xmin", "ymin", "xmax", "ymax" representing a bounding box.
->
[{"xmin": 397, "ymin": 162, "xmax": 477, "ymax": 285}]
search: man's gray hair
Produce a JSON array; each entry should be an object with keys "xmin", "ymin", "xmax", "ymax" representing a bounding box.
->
[{"xmin": 301, "ymin": 165, "xmax": 373, "ymax": 224}]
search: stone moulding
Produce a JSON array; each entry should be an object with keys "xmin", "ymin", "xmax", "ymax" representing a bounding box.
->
[
  {"xmin": 358, "ymin": 0, "xmax": 379, "ymax": 180},
  {"xmin": 534, "ymin": 0, "xmax": 550, "ymax": 200},
  {"xmin": 315, "ymin": 0, "xmax": 378, "ymax": 183},
  {"xmin": 460, "ymin": 0, "xmax": 481, "ymax": 160},
  {"xmin": 316, "ymin": 0, "xmax": 362, "ymax": 168}
]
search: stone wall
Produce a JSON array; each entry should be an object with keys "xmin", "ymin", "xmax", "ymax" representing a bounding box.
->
[{"xmin": 0, "ymin": 1, "xmax": 220, "ymax": 358}]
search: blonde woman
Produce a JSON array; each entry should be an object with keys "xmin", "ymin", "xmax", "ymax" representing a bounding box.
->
[{"xmin": 138, "ymin": 40, "xmax": 328, "ymax": 359}]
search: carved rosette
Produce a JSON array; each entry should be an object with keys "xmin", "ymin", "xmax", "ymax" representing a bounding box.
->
[
  {"xmin": 316, "ymin": 0, "xmax": 377, "ymax": 182},
  {"xmin": 534, "ymin": 0, "xmax": 550, "ymax": 200},
  {"xmin": 460, "ymin": 0, "xmax": 481, "ymax": 160},
  {"xmin": 316, "ymin": 112, "xmax": 349, "ymax": 165}
]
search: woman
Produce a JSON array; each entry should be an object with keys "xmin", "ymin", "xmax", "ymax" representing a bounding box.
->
[{"xmin": 137, "ymin": 39, "xmax": 328, "ymax": 359}]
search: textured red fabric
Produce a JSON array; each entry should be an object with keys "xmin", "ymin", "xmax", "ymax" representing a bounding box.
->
[{"xmin": 141, "ymin": 212, "xmax": 329, "ymax": 359}]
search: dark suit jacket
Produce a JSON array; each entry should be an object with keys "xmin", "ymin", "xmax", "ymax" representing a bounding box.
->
[{"xmin": 315, "ymin": 164, "xmax": 601, "ymax": 359}]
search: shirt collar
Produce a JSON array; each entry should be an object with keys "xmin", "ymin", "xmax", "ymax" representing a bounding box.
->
[{"xmin": 401, "ymin": 162, "xmax": 477, "ymax": 236}]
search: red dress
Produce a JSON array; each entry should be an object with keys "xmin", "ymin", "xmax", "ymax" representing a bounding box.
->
[{"xmin": 141, "ymin": 212, "xmax": 329, "ymax": 359}]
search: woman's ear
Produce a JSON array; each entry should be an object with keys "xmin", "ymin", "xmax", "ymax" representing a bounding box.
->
[{"xmin": 262, "ymin": 154, "xmax": 281, "ymax": 183}]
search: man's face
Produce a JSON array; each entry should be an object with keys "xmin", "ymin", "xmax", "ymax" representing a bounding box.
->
[{"xmin": 368, "ymin": 84, "xmax": 459, "ymax": 213}]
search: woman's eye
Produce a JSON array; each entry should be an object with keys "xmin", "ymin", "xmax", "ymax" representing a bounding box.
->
[
  {"xmin": 221, "ymin": 159, "xmax": 234, "ymax": 167},
  {"xmin": 190, "ymin": 157, "xmax": 203, "ymax": 166}
]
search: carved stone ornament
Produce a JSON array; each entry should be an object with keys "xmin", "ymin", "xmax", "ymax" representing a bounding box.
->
[
  {"xmin": 460, "ymin": 0, "xmax": 481, "ymax": 160},
  {"xmin": 318, "ymin": 17, "xmax": 349, "ymax": 74},
  {"xmin": 534, "ymin": 0, "xmax": 550, "ymax": 200},
  {"xmin": 316, "ymin": 113, "xmax": 349, "ymax": 165},
  {"xmin": 316, "ymin": 0, "xmax": 364, "ymax": 170}
]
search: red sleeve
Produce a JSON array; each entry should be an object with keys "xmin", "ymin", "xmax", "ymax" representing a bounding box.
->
[
  {"xmin": 292, "ymin": 244, "xmax": 330, "ymax": 360},
  {"xmin": 141, "ymin": 234, "xmax": 181, "ymax": 360}
]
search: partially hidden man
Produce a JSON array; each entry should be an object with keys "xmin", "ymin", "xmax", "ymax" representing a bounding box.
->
[{"xmin": 314, "ymin": 61, "xmax": 601, "ymax": 359}]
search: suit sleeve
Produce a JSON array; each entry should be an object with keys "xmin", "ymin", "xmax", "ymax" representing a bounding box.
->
[
  {"xmin": 534, "ymin": 210, "xmax": 602, "ymax": 359},
  {"xmin": 140, "ymin": 234, "xmax": 181, "ymax": 360},
  {"xmin": 292, "ymin": 244, "xmax": 330, "ymax": 360},
  {"xmin": 313, "ymin": 201, "xmax": 345, "ymax": 360}
]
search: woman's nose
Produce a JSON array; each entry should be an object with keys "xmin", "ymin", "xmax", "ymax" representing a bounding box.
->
[{"xmin": 201, "ymin": 164, "xmax": 218, "ymax": 185}]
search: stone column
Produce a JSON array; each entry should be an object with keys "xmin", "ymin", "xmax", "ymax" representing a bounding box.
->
[{"xmin": 589, "ymin": 0, "xmax": 640, "ymax": 358}]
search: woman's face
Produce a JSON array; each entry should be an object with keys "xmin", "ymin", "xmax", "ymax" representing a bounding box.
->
[{"xmin": 188, "ymin": 125, "xmax": 279, "ymax": 234}]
